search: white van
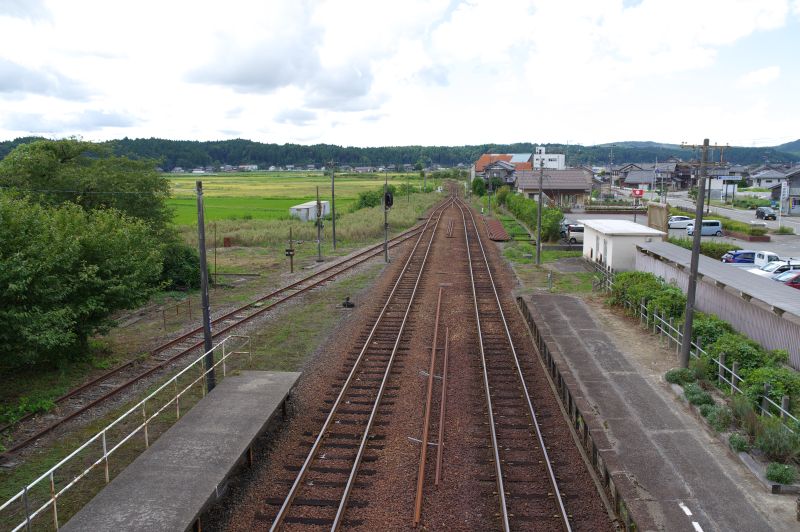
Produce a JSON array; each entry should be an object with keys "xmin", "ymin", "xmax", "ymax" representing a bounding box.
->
[
  {"xmin": 567, "ymin": 225, "xmax": 584, "ymax": 244},
  {"xmin": 753, "ymin": 251, "xmax": 781, "ymax": 268}
]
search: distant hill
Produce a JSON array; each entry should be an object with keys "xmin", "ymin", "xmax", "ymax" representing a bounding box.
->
[
  {"xmin": 1, "ymin": 136, "xmax": 798, "ymax": 169},
  {"xmin": 776, "ymin": 139, "xmax": 800, "ymax": 156}
]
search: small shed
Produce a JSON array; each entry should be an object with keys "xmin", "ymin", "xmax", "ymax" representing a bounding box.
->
[
  {"xmin": 579, "ymin": 219, "xmax": 665, "ymax": 271},
  {"xmin": 290, "ymin": 200, "xmax": 330, "ymax": 222}
]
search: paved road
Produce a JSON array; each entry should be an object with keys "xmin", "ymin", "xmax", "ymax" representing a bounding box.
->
[{"xmin": 666, "ymin": 190, "xmax": 800, "ymax": 231}]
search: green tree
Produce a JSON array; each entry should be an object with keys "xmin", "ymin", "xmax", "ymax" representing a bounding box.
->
[
  {"xmin": 0, "ymin": 194, "xmax": 163, "ymax": 367},
  {"xmin": 0, "ymin": 138, "xmax": 172, "ymax": 232}
]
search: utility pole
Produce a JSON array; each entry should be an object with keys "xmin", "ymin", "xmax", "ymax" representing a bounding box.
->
[
  {"xmin": 316, "ymin": 186, "xmax": 323, "ymax": 262},
  {"xmin": 536, "ymin": 159, "xmax": 544, "ymax": 265},
  {"xmin": 679, "ymin": 138, "xmax": 716, "ymax": 368},
  {"xmin": 195, "ymin": 181, "xmax": 215, "ymax": 391},
  {"xmin": 330, "ymin": 160, "xmax": 336, "ymax": 250},
  {"xmin": 609, "ymin": 144, "xmax": 616, "ymax": 191},
  {"xmin": 287, "ymin": 227, "xmax": 294, "ymax": 273},
  {"xmin": 383, "ymin": 172, "xmax": 389, "ymax": 263}
]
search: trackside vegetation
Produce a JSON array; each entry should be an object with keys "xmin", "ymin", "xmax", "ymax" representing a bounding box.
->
[{"xmin": 610, "ymin": 270, "xmax": 800, "ymax": 472}]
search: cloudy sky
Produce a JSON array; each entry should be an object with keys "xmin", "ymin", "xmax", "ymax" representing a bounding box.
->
[{"xmin": 1, "ymin": 0, "xmax": 798, "ymax": 147}]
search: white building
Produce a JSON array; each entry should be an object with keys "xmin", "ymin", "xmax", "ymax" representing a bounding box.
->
[
  {"xmin": 289, "ymin": 200, "xmax": 331, "ymax": 222},
  {"xmin": 532, "ymin": 146, "xmax": 565, "ymax": 170},
  {"xmin": 579, "ymin": 219, "xmax": 665, "ymax": 271}
]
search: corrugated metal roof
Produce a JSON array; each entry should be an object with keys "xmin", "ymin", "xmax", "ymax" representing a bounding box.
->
[
  {"xmin": 516, "ymin": 169, "xmax": 592, "ymax": 191},
  {"xmin": 637, "ymin": 241, "xmax": 800, "ymax": 319},
  {"xmin": 509, "ymin": 153, "xmax": 532, "ymax": 163}
]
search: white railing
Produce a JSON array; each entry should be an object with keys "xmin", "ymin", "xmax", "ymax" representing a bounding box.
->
[
  {"xmin": 0, "ymin": 335, "xmax": 251, "ymax": 531},
  {"xmin": 591, "ymin": 266, "xmax": 799, "ymax": 432}
]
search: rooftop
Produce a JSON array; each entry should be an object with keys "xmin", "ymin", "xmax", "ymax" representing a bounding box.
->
[
  {"xmin": 637, "ymin": 241, "xmax": 800, "ymax": 324},
  {"xmin": 516, "ymin": 168, "xmax": 592, "ymax": 191},
  {"xmin": 578, "ymin": 219, "xmax": 665, "ymax": 236}
]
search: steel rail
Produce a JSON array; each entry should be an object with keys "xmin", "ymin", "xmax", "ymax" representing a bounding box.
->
[
  {"xmin": 413, "ymin": 287, "xmax": 443, "ymax": 526},
  {"xmin": 457, "ymin": 198, "xmax": 572, "ymax": 531},
  {"xmin": 0, "ymin": 207, "xmax": 445, "ymax": 457},
  {"xmin": 331, "ymin": 199, "xmax": 449, "ymax": 531},
  {"xmin": 456, "ymin": 199, "xmax": 510, "ymax": 532},
  {"xmin": 434, "ymin": 327, "xmax": 449, "ymax": 486},
  {"xmin": 269, "ymin": 197, "xmax": 453, "ymax": 531}
]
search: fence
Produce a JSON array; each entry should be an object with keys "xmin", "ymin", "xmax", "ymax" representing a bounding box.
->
[
  {"xmin": 591, "ymin": 264, "xmax": 799, "ymax": 433},
  {"xmin": 0, "ymin": 335, "xmax": 251, "ymax": 532}
]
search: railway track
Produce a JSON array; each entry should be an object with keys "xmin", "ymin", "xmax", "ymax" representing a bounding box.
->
[
  {"xmin": 265, "ymin": 197, "xmax": 452, "ymax": 529},
  {"xmin": 0, "ymin": 204, "xmax": 449, "ymax": 458},
  {"xmin": 456, "ymin": 197, "xmax": 572, "ymax": 531}
]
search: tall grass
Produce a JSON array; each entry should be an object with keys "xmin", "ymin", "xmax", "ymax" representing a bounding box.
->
[{"xmin": 176, "ymin": 193, "xmax": 440, "ymax": 247}]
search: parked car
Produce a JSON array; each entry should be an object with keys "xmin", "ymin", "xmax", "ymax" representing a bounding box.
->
[
  {"xmin": 755, "ymin": 207, "xmax": 777, "ymax": 220},
  {"xmin": 559, "ymin": 219, "xmax": 575, "ymax": 238},
  {"xmin": 668, "ymin": 215, "xmax": 693, "ymax": 229},
  {"xmin": 721, "ymin": 250, "xmax": 756, "ymax": 264},
  {"xmin": 687, "ymin": 220, "xmax": 723, "ymax": 236},
  {"xmin": 772, "ymin": 271, "xmax": 800, "ymax": 290},
  {"xmin": 753, "ymin": 250, "xmax": 781, "ymax": 268},
  {"xmin": 566, "ymin": 224, "xmax": 584, "ymax": 245},
  {"xmin": 748, "ymin": 260, "xmax": 800, "ymax": 277}
]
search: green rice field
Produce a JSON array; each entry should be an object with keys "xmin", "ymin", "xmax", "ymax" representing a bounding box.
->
[{"xmin": 167, "ymin": 171, "xmax": 431, "ymax": 225}]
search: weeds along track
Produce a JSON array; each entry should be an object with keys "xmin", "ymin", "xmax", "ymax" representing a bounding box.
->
[{"xmin": 0, "ymin": 202, "xmax": 452, "ymax": 459}]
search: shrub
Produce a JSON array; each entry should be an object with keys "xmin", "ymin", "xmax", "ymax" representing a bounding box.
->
[
  {"xmin": 684, "ymin": 383, "xmax": 715, "ymax": 406},
  {"xmin": 705, "ymin": 332, "xmax": 776, "ymax": 375},
  {"xmin": 495, "ymin": 185, "xmax": 511, "ymax": 206},
  {"xmin": 699, "ymin": 404, "xmax": 715, "ymax": 417},
  {"xmin": 646, "ymin": 285, "xmax": 686, "ymax": 321},
  {"xmin": 665, "ymin": 367, "xmax": 696, "ymax": 385},
  {"xmin": 754, "ymin": 417, "xmax": 800, "ymax": 462},
  {"xmin": 471, "ymin": 177, "xmax": 486, "ymax": 196},
  {"xmin": 729, "ymin": 433, "xmax": 750, "ymax": 453},
  {"xmin": 160, "ymin": 241, "xmax": 201, "ymax": 290},
  {"xmin": 691, "ymin": 313, "xmax": 734, "ymax": 346},
  {"xmin": 610, "ymin": 271, "xmax": 663, "ymax": 307},
  {"xmin": 766, "ymin": 462, "xmax": 797, "ymax": 484},
  {"xmin": 352, "ymin": 185, "xmax": 397, "ymax": 210},
  {"xmin": 668, "ymin": 237, "xmax": 741, "ymax": 260},
  {"xmin": 742, "ymin": 366, "xmax": 800, "ymax": 416},
  {"xmin": 731, "ymin": 394, "xmax": 762, "ymax": 437},
  {"xmin": 707, "ymin": 405, "xmax": 734, "ymax": 432},
  {"xmin": 775, "ymin": 225, "xmax": 795, "ymax": 235},
  {"xmin": 689, "ymin": 357, "xmax": 712, "ymax": 382}
]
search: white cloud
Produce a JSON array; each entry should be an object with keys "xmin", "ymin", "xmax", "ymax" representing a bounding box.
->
[
  {"xmin": 0, "ymin": 0, "xmax": 797, "ymax": 146},
  {"xmin": 738, "ymin": 66, "xmax": 781, "ymax": 88}
]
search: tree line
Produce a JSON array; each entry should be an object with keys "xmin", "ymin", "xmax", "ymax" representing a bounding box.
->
[{"xmin": 2, "ymin": 137, "xmax": 796, "ymax": 170}]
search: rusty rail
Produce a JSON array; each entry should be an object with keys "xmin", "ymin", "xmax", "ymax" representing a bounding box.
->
[
  {"xmin": 413, "ymin": 287, "xmax": 443, "ymax": 526},
  {"xmin": 434, "ymin": 327, "xmax": 449, "ymax": 486}
]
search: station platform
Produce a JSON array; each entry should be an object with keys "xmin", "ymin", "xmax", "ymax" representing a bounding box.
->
[
  {"xmin": 62, "ymin": 370, "xmax": 300, "ymax": 532},
  {"xmin": 520, "ymin": 294, "xmax": 789, "ymax": 532}
]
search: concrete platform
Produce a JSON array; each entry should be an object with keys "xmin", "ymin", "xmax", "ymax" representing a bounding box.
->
[
  {"xmin": 62, "ymin": 371, "xmax": 299, "ymax": 532},
  {"xmin": 521, "ymin": 294, "xmax": 789, "ymax": 532}
]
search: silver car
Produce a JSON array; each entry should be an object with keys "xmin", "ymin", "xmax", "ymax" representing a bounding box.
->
[{"xmin": 668, "ymin": 215, "xmax": 692, "ymax": 229}]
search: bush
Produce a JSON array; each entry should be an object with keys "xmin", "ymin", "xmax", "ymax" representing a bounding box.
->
[
  {"xmin": 691, "ymin": 313, "xmax": 734, "ymax": 346},
  {"xmin": 689, "ymin": 357, "xmax": 712, "ymax": 382},
  {"xmin": 352, "ymin": 185, "xmax": 397, "ymax": 210},
  {"xmin": 705, "ymin": 332, "xmax": 779, "ymax": 375},
  {"xmin": 668, "ymin": 237, "xmax": 741, "ymax": 260},
  {"xmin": 610, "ymin": 271, "xmax": 663, "ymax": 307},
  {"xmin": 707, "ymin": 405, "xmax": 734, "ymax": 432},
  {"xmin": 699, "ymin": 404, "xmax": 715, "ymax": 417},
  {"xmin": 775, "ymin": 225, "xmax": 795, "ymax": 235},
  {"xmin": 495, "ymin": 185, "xmax": 511, "ymax": 206},
  {"xmin": 742, "ymin": 366, "xmax": 800, "ymax": 416},
  {"xmin": 766, "ymin": 462, "xmax": 797, "ymax": 484},
  {"xmin": 755, "ymin": 417, "xmax": 800, "ymax": 462},
  {"xmin": 504, "ymin": 193, "xmax": 561, "ymax": 242},
  {"xmin": 729, "ymin": 433, "xmax": 750, "ymax": 453},
  {"xmin": 684, "ymin": 383, "xmax": 715, "ymax": 406},
  {"xmin": 731, "ymin": 394, "xmax": 762, "ymax": 437},
  {"xmin": 666, "ymin": 367, "xmax": 696, "ymax": 385},
  {"xmin": 646, "ymin": 285, "xmax": 686, "ymax": 321},
  {"xmin": 160, "ymin": 241, "xmax": 201, "ymax": 290},
  {"xmin": 471, "ymin": 177, "xmax": 486, "ymax": 197}
]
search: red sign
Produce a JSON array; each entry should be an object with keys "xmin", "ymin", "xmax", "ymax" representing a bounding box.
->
[{"xmin": 632, "ymin": 189, "xmax": 644, "ymax": 198}]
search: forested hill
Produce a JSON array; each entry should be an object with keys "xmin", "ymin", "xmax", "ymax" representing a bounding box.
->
[{"xmin": 1, "ymin": 137, "xmax": 798, "ymax": 169}]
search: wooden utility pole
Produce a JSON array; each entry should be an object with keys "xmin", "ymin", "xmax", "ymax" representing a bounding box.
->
[
  {"xmin": 195, "ymin": 181, "xmax": 215, "ymax": 391},
  {"xmin": 330, "ymin": 161, "xmax": 336, "ymax": 250},
  {"xmin": 536, "ymin": 159, "xmax": 544, "ymax": 265},
  {"xmin": 316, "ymin": 186, "xmax": 323, "ymax": 262}
]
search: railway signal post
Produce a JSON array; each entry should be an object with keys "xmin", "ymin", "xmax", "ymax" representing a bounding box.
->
[
  {"xmin": 286, "ymin": 227, "xmax": 295, "ymax": 273},
  {"xmin": 316, "ymin": 186, "xmax": 323, "ymax": 263}
]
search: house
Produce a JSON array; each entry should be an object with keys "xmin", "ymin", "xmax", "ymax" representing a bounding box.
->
[
  {"xmin": 238, "ymin": 164, "xmax": 258, "ymax": 171},
  {"xmin": 580, "ymin": 219, "xmax": 665, "ymax": 270},
  {"xmin": 483, "ymin": 160, "xmax": 518, "ymax": 186},
  {"xmin": 623, "ymin": 170, "xmax": 658, "ymax": 190},
  {"xmin": 171, "ymin": 167, "xmax": 185, "ymax": 173},
  {"xmin": 531, "ymin": 146, "xmax": 565, "ymax": 170},
  {"xmin": 515, "ymin": 168, "xmax": 593, "ymax": 207},
  {"xmin": 769, "ymin": 167, "xmax": 800, "ymax": 215},
  {"xmin": 750, "ymin": 168, "xmax": 788, "ymax": 188}
]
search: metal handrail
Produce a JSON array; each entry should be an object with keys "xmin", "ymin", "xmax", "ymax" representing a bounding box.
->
[{"xmin": 0, "ymin": 335, "xmax": 251, "ymax": 531}]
